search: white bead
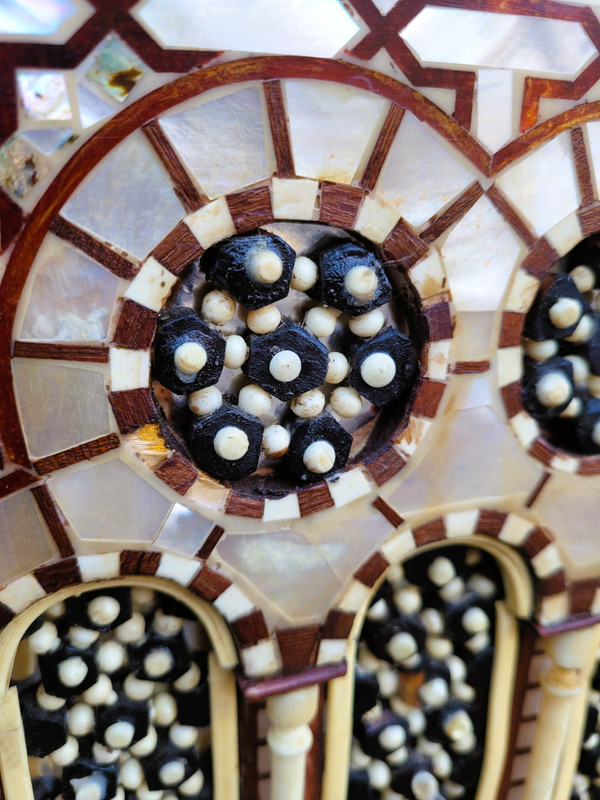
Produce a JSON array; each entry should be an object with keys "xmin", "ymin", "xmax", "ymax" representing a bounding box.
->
[
  {"xmin": 46, "ymin": 601, "xmax": 65, "ymax": 620},
  {"xmin": 523, "ymin": 338, "xmax": 558, "ymax": 361},
  {"xmin": 565, "ymin": 354, "xmax": 590, "ymax": 386},
  {"xmin": 214, "ymin": 425, "xmax": 250, "ymax": 460},
  {"xmin": 201, "ymin": 290, "xmax": 236, "ymax": 325},
  {"xmin": 426, "ymin": 637, "xmax": 452, "ymax": 660},
  {"xmin": 124, "ymin": 673, "xmax": 155, "ymax": 701},
  {"xmin": 82, "ymin": 674, "xmax": 113, "ymax": 705},
  {"xmin": 420, "ymin": 608, "xmax": 443, "ymax": 634},
  {"xmin": 443, "ymin": 780, "xmax": 466, "ymax": 798},
  {"xmin": 92, "ymin": 741, "xmax": 121, "ymax": 764},
  {"xmin": 28, "ymin": 621, "xmax": 59, "ymax": 654},
  {"xmin": 178, "ymin": 770, "xmax": 204, "ymax": 796},
  {"xmin": 291, "ymin": 256, "xmax": 318, "ymax": 291},
  {"xmin": 367, "ymin": 598, "xmax": 389, "ymax": 621},
  {"xmin": 88, "ymin": 595, "xmax": 121, "ymax": 627},
  {"xmin": 50, "ymin": 735, "xmax": 79, "ymax": 766},
  {"xmin": 427, "ymin": 557, "xmax": 455, "ymax": 587},
  {"xmin": 72, "ymin": 774, "xmax": 105, "ymax": 800},
  {"xmin": 360, "ymin": 352, "xmax": 396, "ymax": 388},
  {"xmin": 121, "ymin": 758, "xmax": 144, "ymax": 790},
  {"xmin": 419, "ymin": 677, "xmax": 449, "ymax": 708},
  {"xmin": 535, "ymin": 370, "xmax": 572, "ymax": 407},
  {"xmin": 246, "ymin": 247, "xmax": 283, "ymax": 284},
  {"xmin": 269, "ymin": 350, "xmax": 302, "ymax": 382},
  {"xmin": 378, "ymin": 725, "xmax": 406, "ymax": 751},
  {"xmin": 377, "ymin": 666, "xmax": 399, "ymax": 698},
  {"xmin": 37, "ymin": 685, "xmax": 66, "ymax": 710},
  {"xmin": 368, "ymin": 760, "xmax": 391, "ymax": 791},
  {"xmin": 224, "ymin": 335, "xmax": 248, "ymax": 368},
  {"xmin": 387, "ymin": 632, "xmax": 417, "ymax": 662},
  {"xmin": 345, "ymin": 265, "xmax": 378, "ymax": 299},
  {"xmin": 144, "ymin": 647, "xmax": 175, "ymax": 678},
  {"xmin": 592, "ymin": 420, "xmax": 600, "ymax": 447},
  {"xmin": 169, "ymin": 724, "xmax": 198, "ymax": 749},
  {"xmin": 462, "ymin": 607, "xmax": 489, "ymax": 634},
  {"xmin": 446, "ymin": 655, "xmax": 467, "ymax": 683},
  {"xmin": 570, "ymin": 265, "xmax": 596, "ymax": 293},
  {"xmin": 153, "ymin": 693, "xmax": 178, "ymax": 726},
  {"xmin": 565, "ymin": 313, "xmax": 596, "ymax": 343},
  {"xmin": 443, "ymin": 710, "xmax": 473, "ymax": 742},
  {"xmin": 439, "ymin": 576, "xmax": 465, "ymax": 603},
  {"xmin": 153, "ymin": 609, "xmax": 184, "ymax": 637},
  {"xmin": 96, "ymin": 640, "xmax": 126, "ymax": 674},
  {"xmin": 303, "ymin": 440, "xmax": 336, "ymax": 474},
  {"xmin": 114, "ymin": 611, "xmax": 146, "ymax": 644},
  {"xmin": 262, "ymin": 424, "xmax": 290, "ymax": 458},
  {"xmin": 188, "ymin": 385, "xmax": 222, "ymax": 416},
  {"xmin": 451, "ymin": 729, "xmax": 477, "ymax": 754},
  {"xmin": 131, "ymin": 588, "xmax": 155, "ymax": 613},
  {"xmin": 326, "ymin": 352, "xmax": 349, "ymax": 384},
  {"xmin": 589, "ymin": 374, "xmax": 600, "ymax": 398},
  {"xmin": 68, "ymin": 703, "xmax": 94, "ymax": 736},
  {"xmin": 465, "ymin": 630, "xmax": 490, "ymax": 653},
  {"xmin": 173, "ymin": 342, "xmax": 207, "ymax": 375},
  {"xmin": 247, "ymin": 305, "xmax": 281, "ymax": 334},
  {"xmin": 351, "ymin": 743, "xmax": 371, "ymax": 769},
  {"xmin": 69, "ymin": 626, "xmax": 100, "ymax": 649},
  {"xmin": 467, "ymin": 573, "xmax": 496, "ymax": 598},
  {"xmin": 129, "ymin": 725, "xmax": 158, "ymax": 757},
  {"xmin": 432, "ymin": 749, "xmax": 453, "ymax": 779},
  {"xmin": 59, "ymin": 656, "xmax": 89, "ymax": 687},
  {"xmin": 330, "ymin": 386, "xmax": 363, "ymax": 418},
  {"xmin": 412, "ymin": 770, "xmax": 439, "ymax": 800},
  {"xmin": 290, "ymin": 389, "xmax": 325, "ymax": 418},
  {"xmin": 349, "ymin": 308, "xmax": 385, "ymax": 338},
  {"xmin": 549, "ymin": 297, "xmax": 582, "ymax": 328},
  {"xmin": 304, "ymin": 306, "xmax": 338, "ymax": 338},
  {"xmin": 136, "ymin": 783, "xmax": 164, "ymax": 800},
  {"xmin": 159, "ymin": 760, "xmax": 186, "ymax": 787},
  {"xmin": 238, "ymin": 384, "xmax": 272, "ymax": 417},
  {"xmin": 453, "ymin": 681, "xmax": 476, "ymax": 703},
  {"xmin": 394, "ymin": 586, "xmax": 422, "ymax": 615},
  {"xmin": 173, "ymin": 662, "xmax": 201, "ymax": 691},
  {"xmin": 407, "ymin": 708, "xmax": 427, "ymax": 736}
]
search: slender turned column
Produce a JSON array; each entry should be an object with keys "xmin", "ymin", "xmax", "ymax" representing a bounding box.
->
[
  {"xmin": 266, "ymin": 685, "xmax": 320, "ymax": 800},
  {"xmin": 523, "ymin": 626, "xmax": 600, "ymax": 800}
]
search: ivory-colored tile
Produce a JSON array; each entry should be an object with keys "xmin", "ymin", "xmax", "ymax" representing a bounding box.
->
[
  {"xmin": 218, "ymin": 529, "xmax": 342, "ymax": 621},
  {"xmin": 153, "ymin": 503, "xmax": 215, "ymax": 556},
  {"xmin": 531, "ymin": 545, "xmax": 563, "ymax": 578},
  {"xmin": 213, "ymin": 584, "xmax": 255, "ymax": 622},
  {"xmin": 509, "ymin": 412, "xmax": 539, "ymax": 450},
  {"xmin": 544, "ymin": 211, "xmax": 582, "ymax": 257},
  {"xmin": 475, "ymin": 69, "xmax": 514, "ymax": 153},
  {"xmin": 495, "ymin": 133, "xmax": 579, "ymax": 237},
  {"xmin": 327, "ymin": 469, "xmax": 372, "ymax": 508},
  {"xmin": 338, "ymin": 579, "xmax": 372, "ymax": 613},
  {"xmin": 515, "ymin": 722, "xmax": 537, "ymax": 750},
  {"xmin": 155, "ymin": 552, "xmax": 201, "ymax": 585},
  {"xmin": 19, "ymin": 238, "xmax": 119, "ymax": 341},
  {"xmin": 0, "ymin": 573, "xmax": 46, "ymax": 613},
  {"xmin": 50, "ymin": 458, "xmax": 172, "ymax": 543},
  {"xmin": 376, "ymin": 112, "xmax": 474, "ymax": 227},
  {"xmin": 263, "ymin": 494, "xmax": 300, "ymax": 523},
  {"xmin": 409, "ymin": 250, "xmax": 446, "ymax": 299},
  {"xmin": 0, "ymin": 491, "xmax": 58, "ymax": 587},
  {"xmin": 13, "ymin": 360, "xmax": 111, "ymax": 459},
  {"xmin": 504, "ymin": 270, "xmax": 540, "ymax": 314},
  {"xmin": 381, "ymin": 529, "xmax": 416, "ymax": 564},
  {"xmin": 124, "ymin": 257, "xmax": 178, "ymax": 312},
  {"xmin": 110, "ymin": 348, "xmax": 150, "ymax": 391},
  {"xmin": 185, "ymin": 196, "xmax": 236, "ymax": 249},
  {"xmin": 497, "ymin": 347, "xmax": 522, "ymax": 387},
  {"xmin": 441, "ymin": 196, "xmax": 523, "ymax": 312},
  {"xmin": 452, "ymin": 312, "xmax": 495, "ymax": 362},
  {"xmin": 61, "ymin": 132, "xmax": 184, "ymax": 259},
  {"xmin": 498, "ymin": 514, "xmax": 536, "ymax": 546},
  {"xmin": 592, "ymin": 587, "xmax": 600, "ymax": 615},
  {"xmin": 395, "ymin": 417, "xmax": 431, "ymax": 457},
  {"xmin": 445, "ymin": 509, "xmax": 479, "ymax": 539},
  {"xmin": 511, "ymin": 754, "xmax": 530, "ymax": 782},
  {"xmin": 539, "ymin": 592, "xmax": 570, "ymax": 624},
  {"xmin": 160, "ymin": 86, "xmax": 270, "ymax": 199},
  {"xmin": 271, "ymin": 178, "xmax": 318, "ymax": 221},
  {"xmin": 241, "ymin": 639, "xmax": 281, "ymax": 677},
  {"xmin": 285, "ymin": 79, "xmax": 388, "ymax": 183},
  {"xmin": 355, "ymin": 195, "xmax": 401, "ymax": 244},
  {"xmin": 549, "ymin": 453, "xmax": 579, "ymax": 474},
  {"xmin": 534, "ymin": 473, "xmax": 600, "ymax": 570},
  {"xmin": 522, "ymin": 686, "xmax": 542, "ymax": 717},
  {"xmin": 388, "ymin": 407, "xmax": 542, "ymax": 514},
  {"xmin": 77, "ymin": 553, "xmax": 121, "ymax": 582},
  {"xmin": 425, "ymin": 340, "xmax": 451, "ymax": 381},
  {"xmin": 316, "ymin": 638, "xmax": 347, "ymax": 665}
]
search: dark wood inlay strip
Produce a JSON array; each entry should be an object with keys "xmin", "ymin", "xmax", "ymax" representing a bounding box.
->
[
  {"xmin": 151, "ymin": 222, "xmax": 204, "ymax": 276},
  {"xmin": 154, "ymin": 452, "xmax": 197, "ymax": 496},
  {"xmin": 486, "ymin": 186, "xmax": 536, "ymax": 247},
  {"xmin": 319, "ymin": 182, "xmax": 365, "ymax": 229},
  {"xmin": 355, "ymin": 551, "xmax": 389, "ymax": 587},
  {"xmin": 33, "ymin": 433, "xmax": 120, "ymax": 476},
  {"xmin": 453, "ymin": 360, "xmax": 490, "ymax": 374},
  {"xmin": 226, "ymin": 495, "xmax": 264, "ymax": 519},
  {"xmin": 571, "ymin": 126, "xmax": 595, "ymax": 207},
  {"xmin": 382, "ymin": 219, "xmax": 428, "ymax": 268},
  {"xmin": 525, "ymin": 472, "xmax": 551, "ymax": 508},
  {"xmin": 227, "ymin": 186, "xmax": 273, "ymax": 231},
  {"xmin": 13, "ymin": 342, "xmax": 109, "ymax": 363},
  {"xmin": 372, "ymin": 496, "xmax": 404, "ymax": 528},
  {"xmin": 143, "ymin": 119, "xmax": 204, "ymax": 213},
  {"xmin": 50, "ymin": 216, "xmax": 139, "ymax": 280},
  {"xmin": 189, "ymin": 565, "xmax": 231, "ymax": 601},
  {"xmin": 35, "ymin": 557, "xmax": 80, "ymax": 593},
  {"xmin": 232, "ymin": 610, "xmax": 269, "ymax": 647},
  {"xmin": 0, "ymin": 469, "xmax": 37, "ymax": 500},
  {"xmin": 413, "ymin": 518, "xmax": 445, "ymax": 547},
  {"xmin": 359, "ymin": 104, "xmax": 405, "ymax": 192},
  {"xmin": 365, "ymin": 448, "xmax": 406, "ymax": 487},
  {"xmin": 111, "ymin": 300, "xmax": 157, "ymax": 351},
  {"xmin": 420, "ymin": 182, "xmax": 484, "ymax": 244},
  {"xmin": 195, "ymin": 525, "xmax": 225, "ymax": 560},
  {"xmin": 109, "ymin": 389, "xmax": 158, "ymax": 435},
  {"xmin": 120, "ymin": 550, "xmax": 161, "ymax": 576},
  {"xmin": 276, "ymin": 625, "xmax": 320, "ymax": 672},
  {"xmin": 31, "ymin": 484, "xmax": 74, "ymax": 558},
  {"xmin": 263, "ymin": 80, "xmax": 295, "ymax": 178},
  {"xmin": 298, "ymin": 483, "xmax": 334, "ymax": 517}
]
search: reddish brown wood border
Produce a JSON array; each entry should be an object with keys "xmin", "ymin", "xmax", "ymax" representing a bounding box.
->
[
  {"xmin": 365, "ymin": 448, "xmax": 406, "ymax": 487},
  {"xmin": 195, "ymin": 525, "xmax": 224, "ymax": 560},
  {"xmin": 359, "ymin": 104, "xmax": 405, "ymax": 192},
  {"xmin": 486, "ymin": 186, "xmax": 536, "ymax": 248},
  {"xmin": 263, "ymin": 80, "xmax": 295, "ymax": 178},
  {"xmin": 33, "ymin": 434, "xmax": 120, "ymax": 476},
  {"xmin": 150, "ymin": 222, "xmax": 204, "ymax": 276},
  {"xmin": 239, "ymin": 662, "xmax": 347, "ymax": 702},
  {"xmin": 13, "ymin": 342, "xmax": 109, "ymax": 363},
  {"xmin": 275, "ymin": 625, "xmax": 320, "ymax": 672},
  {"xmin": 154, "ymin": 452, "xmax": 197, "ymax": 496},
  {"xmin": 571, "ymin": 126, "xmax": 595, "ymax": 208},
  {"xmin": 111, "ymin": 300, "xmax": 157, "ymax": 351},
  {"xmin": 143, "ymin": 119, "xmax": 204, "ymax": 213},
  {"xmin": 109, "ymin": 389, "xmax": 158, "ymax": 434},
  {"xmin": 0, "ymin": 469, "xmax": 37, "ymax": 500},
  {"xmin": 319, "ymin": 183, "xmax": 365, "ymax": 229},
  {"xmin": 372, "ymin": 496, "xmax": 404, "ymax": 528},
  {"xmin": 227, "ymin": 186, "xmax": 273, "ymax": 231},
  {"xmin": 453, "ymin": 360, "xmax": 490, "ymax": 374},
  {"xmin": 420, "ymin": 182, "xmax": 483, "ymax": 244},
  {"xmin": 50, "ymin": 217, "xmax": 139, "ymax": 280},
  {"xmin": 31, "ymin": 484, "xmax": 74, "ymax": 558}
]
